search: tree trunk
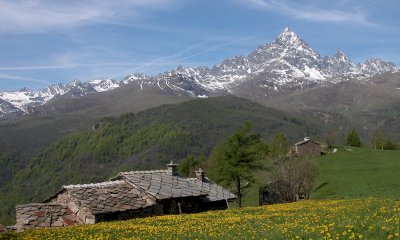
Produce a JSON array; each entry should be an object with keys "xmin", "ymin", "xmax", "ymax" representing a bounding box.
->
[{"xmin": 236, "ymin": 177, "xmax": 242, "ymax": 208}]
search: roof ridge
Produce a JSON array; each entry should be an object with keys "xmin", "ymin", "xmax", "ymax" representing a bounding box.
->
[
  {"xmin": 187, "ymin": 177, "xmax": 211, "ymax": 181},
  {"xmin": 120, "ymin": 170, "xmax": 170, "ymax": 174},
  {"xmin": 295, "ymin": 139, "xmax": 320, "ymax": 146},
  {"xmin": 63, "ymin": 180, "xmax": 125, "ymax": 189}
]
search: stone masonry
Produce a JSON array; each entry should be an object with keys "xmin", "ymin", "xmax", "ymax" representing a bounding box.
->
[
  {"xmin": 16, "ymin": 162, "xmax": 236, "ymax": 231},
  {"xmin": 15, "ymin": 203, "xmax": 80, "ymax": 230},
  {"xmin": 0, "ymin": 224, "xmax": 5, "ymax": 233}
]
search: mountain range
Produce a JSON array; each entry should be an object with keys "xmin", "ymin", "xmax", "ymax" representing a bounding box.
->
[{"xmin": 0, "ymin": 27, "xmax": 398, "ymax": 118}]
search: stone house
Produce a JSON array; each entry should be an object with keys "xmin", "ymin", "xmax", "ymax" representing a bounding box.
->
[
  {"xmin": 16, "ymin": 162, "xmax": 235, "ymax": 231},
  {"xmin": 291, "ymin": 137, "xmax": 322, "ymax": 157}
]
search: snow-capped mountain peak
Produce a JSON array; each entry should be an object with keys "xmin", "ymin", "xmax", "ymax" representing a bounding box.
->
[
  {"xmin": 19, "ymin": 87, "xmax": 32, "ymax": 92},
  {"xmin": 275, "ymin": 27, "xmax": 305, "ymax": 47},
  {"xmin": 359, "ymin": 58, "xmax": 399, "ymax": 75},
  {"xmin": 333, "ymin": 50, "xmax": 350, "ymax": 62},
  {"xmin": 88, "ymin": 79, "xmax": 120, "ymax": 92},
  {"xmin": 326, "ymin": 50, "xmax": 356, "ymax": 75},
  {"xmin": 122, "ymin": 73, "xmax": 149, "ymax": 84},
  {"xmin": 0, "ymin": 27, "xmax": 398, "ymax": 118}
]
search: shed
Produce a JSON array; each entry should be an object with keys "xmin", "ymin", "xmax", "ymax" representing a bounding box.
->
[{"xmin": 291, "ymin": 137, "xmax": 322, "ymax": 157}]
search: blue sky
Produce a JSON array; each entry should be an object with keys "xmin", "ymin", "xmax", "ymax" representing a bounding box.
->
[{"xmin": 0, "ymin": 0, "xmax": 399, "ymax": 91}]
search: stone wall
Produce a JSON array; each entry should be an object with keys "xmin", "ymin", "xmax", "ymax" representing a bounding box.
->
[
  {"xmin": 297, "ymin": 142, "xmax": 321, "ymax": 157},
  {"xmin": 50, "ymin": 190, "xmax": 74, "ymax": 204},
  {"xmin": 50, "ymin": 191, "xmax": 95, "ymax": 224},
  {"xmin": 15, "ymin": 203, "xmax": 81, "ymax": 231},
  {"xmin": 0, "ymin": 224, "xmax": 5, "ymax": 233}
]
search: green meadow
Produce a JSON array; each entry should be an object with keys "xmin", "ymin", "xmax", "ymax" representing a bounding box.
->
[
  {"xmin": 313, "ymin": 147, "xmax": 400, "ymax": 199},
  {"xmin": 6, "ymin": 199, "xmax": 400, "ymax": 240}
]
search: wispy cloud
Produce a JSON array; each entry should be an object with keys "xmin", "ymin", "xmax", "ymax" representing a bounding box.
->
[
  {"xmin": 0, "ymin": 73, "xmax": 50, "ymax": 84},
  {"xmin": 0, "ymin": 63, "xmax": 144, "ymax": 71},
  {"xmin": 110, "ymin": 33, "xmax": 269, "ymax": 78},
  {"xmin": 245, "ymin": 0, "xmax": 374, "ymax": 26},
  {"xmin": 0, "ymin": 32, "xmax": 269, "ymax": 80},
  {"xmin": 0, "ymin": 0, "xmax": 184, "ymax": 33}
]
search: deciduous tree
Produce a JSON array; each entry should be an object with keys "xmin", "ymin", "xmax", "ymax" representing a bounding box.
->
[
  {"xmin": 372, "ymin": 131, "xmax": 385, "ymax": 150},
  {"xmin": 270, "ymin": 132, "xmax": 289, "ymax": 158},
  {"xmin": 268, "ymin": 156, "xmax": 319, "ymax": 202}
]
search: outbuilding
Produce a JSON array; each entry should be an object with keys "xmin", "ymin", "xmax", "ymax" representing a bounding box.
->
[{"xmin": 291, "ymin": 137, "xmax": 322, "ymax": 157}]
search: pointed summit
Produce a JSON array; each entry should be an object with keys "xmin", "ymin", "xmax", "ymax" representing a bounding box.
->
[
  {"xmin": 334, "ymin": 49, "xmax": 345, "ymax": 57},
  {"xmin": 281, "ymin": 27, "xmax": 293, "ymax": 35},
  {"xmin": 19, "ymin": 87, "xmax": 32, "ymax": 92},
  {"xmin": 269, "ymin": 27, "xmax": 318, "ymax": 58},
  {"xmin": 328, "ymin": 49, "xmax": 356, "ymax": 73},
  {"xmin": 275, "ymin": 27, "xmax": 302, "ymax": 45},
  {"xmin": 333, "ymin": 50, "xmax": 351, "ymax": 62},
  {"xmin": 360, "ymin": 58, "xmax": 399, "ymax": 75}
]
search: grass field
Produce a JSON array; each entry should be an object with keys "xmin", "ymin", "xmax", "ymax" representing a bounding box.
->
[
  {"xmin": 240, "ymin": 147, "xmax": 400, "ymax": 207},
  {"xmin": 313, "ymin": 147, "xmax": 400, "ymax": 199},
  {"xmin": 6, "ymin": 199, "xmax": 400, "ymax": 240}
]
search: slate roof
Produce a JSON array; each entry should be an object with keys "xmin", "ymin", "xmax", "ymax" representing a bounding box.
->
[
  {"xmin": 188, "ymin": 178, "xmax": 236, "ymax": 202},
  {"xmin": 45, "ymin": 168, "xmax": 236, "ymax": 215},
  {"xmin": 63, "ymin": 180, "xmax": 155, "ymax": 214},
  {"xmin": 114, "ymin": 171, "xmax": 208, "ymax": 200},
  {"xmin": 294, "ymin": 139, "xmax": 320, "ymax": 146}
]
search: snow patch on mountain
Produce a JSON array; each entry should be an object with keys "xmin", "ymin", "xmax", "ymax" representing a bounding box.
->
[
  {"xmin": 89, "ymin": 79, "xmax": 120, "ymax": 92},
  {"xmin": 359, "ymin": 59, "xmax": 398, "ymax": 75},
  {"xmin": 0, "ymin": 27, "xmax": 398, "ymax": 118},
  {"xmin": 303, "ymin": 66, "xmax": 325, "ymax": 80}
]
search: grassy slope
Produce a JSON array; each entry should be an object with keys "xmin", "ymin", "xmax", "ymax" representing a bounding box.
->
[
  {"xmin": 239, "ymin": 147, "xmax": 400, "ymax": 207},
  {"xmin": 312, "ymin": 147, "xmax": 400, "ymax": 199},
  {"xmin": 7, "ymin": 199, "xmax": 400, "ymax": 240}
]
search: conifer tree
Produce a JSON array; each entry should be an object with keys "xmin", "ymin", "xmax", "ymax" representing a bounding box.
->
[
  {"xmin": 211, "ymin": 121, "xmax": 262, "ymax": 208},
  {"xmin": 346, "ymin": 128, "xmax": 362, "ymax": 147}
]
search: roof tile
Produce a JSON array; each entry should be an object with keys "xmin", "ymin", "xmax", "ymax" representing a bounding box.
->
[
  {"xmin": 65, "ymin": 180, "xmax": 155, "ymax": 213},
  {"xmin": 120, "ymin": 172, "xmax": 206, "ymax": 199}
]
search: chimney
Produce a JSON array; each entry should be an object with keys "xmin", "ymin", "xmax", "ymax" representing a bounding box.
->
[
  {"xmin": 166, "ymin": 160, "xmax": 179, "ymax": 176},
  {"xmin": 195, "ymin": 168, "xmax": 205, "ymax": 182}
]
